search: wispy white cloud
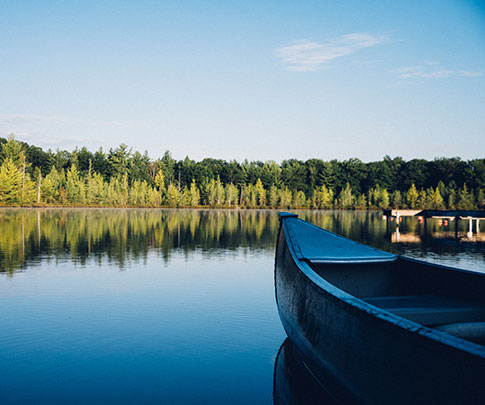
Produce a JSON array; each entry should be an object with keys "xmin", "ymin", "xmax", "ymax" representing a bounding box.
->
[
  {"xmin": 396, "ymin": 65, "xmax": 483, "ymax": 79},
  {"xmin": 0, "ymin": 114, "xmax": 67, "ymax": 126},
  {"xmin": 274, "ymin": 33, "xmax": 389, "ymax": 72},
  {"xmin": 0, "ymin": 114, "xmax": 128, "ymax": 150},
  {"xmin": 0, "ymin": 114, "xmax": 125, "ymax": 128}
]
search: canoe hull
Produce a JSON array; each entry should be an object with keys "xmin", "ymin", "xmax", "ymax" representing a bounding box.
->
[{"xmin": 275, "ymin": 217, "xmax": 485, "ymax": 404}]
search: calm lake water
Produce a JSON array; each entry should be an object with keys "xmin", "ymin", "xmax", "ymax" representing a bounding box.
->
[{"xmin": 0, "ymin": 208, "xmax": 483, "ymax": 404}]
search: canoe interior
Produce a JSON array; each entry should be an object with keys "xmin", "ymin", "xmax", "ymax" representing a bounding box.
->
[{"xmin": 309, "ymin": 258, "xmax": 485, "ymax": 344}]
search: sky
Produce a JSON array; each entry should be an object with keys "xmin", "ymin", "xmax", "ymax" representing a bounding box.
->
[{"xmin": 0, "ymin": 0, "xmax": 484, "ymax": 162}]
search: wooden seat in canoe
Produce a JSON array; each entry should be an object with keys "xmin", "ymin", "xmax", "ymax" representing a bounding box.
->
[{"xmin": 364, "ymin": 294, "xmax": 485, "ymax": 326}]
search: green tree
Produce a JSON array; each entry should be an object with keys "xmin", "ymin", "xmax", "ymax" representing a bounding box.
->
[
  {"xmin": 477, "ymin": 189, "xmax": 485, "ymax": 209},
  {"xmin": 225, "ymin": 183, "xmax": 238, "ymax": 208},
  {"xmin": 0, "ymin": 159, "xmax": 22, "ymax": 203},
  {"xmin": 215, "ymin": 176, "xmax": 225, "ymax": 207},
  {"xmin": 338, "ymin": 183, "xmax": 354, "ymax": 209},
  {"xmin": 292, "ymin": 190, "xmax": 307, "ymax": 208},
  {"xmin": 66, "ymin": 164, "xmax": 85, "ymax": 204},
  {"xmin": 428, "ymin": 187, "xmax": 444, "ymax": 209},
  {"xmin": 206, "ymin": 178, "xmax": 216, "ymax": 207},
  {"xmin": 406, "ymin": 184, "xmax": 419, "ymax": 209},
  {"xmin": 269, "ymin": 185, "xmax": 279, "ymax": 208},
  {"xmin": 417, "ymin": 189, "xmax": 427, "ymax": 209},
  {"xmin": 280, "ymin": 187, "xmax": 292, "ymax": 208},
  {"xmin": 166, "ymin": 182, "xmax": 180, "ymax": 207},
  {"xmin": 457, "ymin": 184, "xmax": 474, "ymax": 209},
  {"xmin": 1, "ymin": 135, "xmax": 24, "ymax": 168},
  {"xmin": 378, "ymin": 188, "xmax": 390, "ymax": 209},
  {"xmin": 391, "ymin": 190, "xmax": 402, "ymax": 208},
  {"xmin": 313, "ymin": 185, "xmax": 333, "ymax": 209},
  {"xmin": 356, "ymin": 193, "xmax": 367, "ymax": 209},
  {"xmin": 188, "ymin": 179, "xmax": 200, "ymax": 207},
  {"xmin": 254, "ymin": 178, "xmax": 266, "ymax": 207}
]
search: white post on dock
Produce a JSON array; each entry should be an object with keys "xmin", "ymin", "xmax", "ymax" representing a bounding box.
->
[
  {"xmin": 477, "ymin": 219, "xmax": 480, "ymax": 234},
  {"xmin": 467, "ymin": 217, "xmax": 473, "ymax": 238}
]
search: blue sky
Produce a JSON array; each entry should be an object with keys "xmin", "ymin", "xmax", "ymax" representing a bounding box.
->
[{"xmin": 0, "ymin": 0, "xmax": 484, "ymax": 162}]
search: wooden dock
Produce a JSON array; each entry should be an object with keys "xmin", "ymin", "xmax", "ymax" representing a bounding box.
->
[
  {"xmin": 383, "ymin": 209, "xmax": 484, "ymax": 236},
  {"xmin": 383, "ymin": 209, "xmax": 485, "ymax": 220}
]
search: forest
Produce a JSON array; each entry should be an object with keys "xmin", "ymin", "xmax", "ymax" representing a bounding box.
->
[{"xmin": 0, "ymin": 135, "xmax": 484, "ymax": 209}]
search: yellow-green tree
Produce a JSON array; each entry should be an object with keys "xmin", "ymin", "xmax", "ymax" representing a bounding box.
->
[
  {"xmin": 225, "ymin": 183, "xmax": 238, "ymax": 208},
  {"xmin": 406, "ymin": 184, "xmax": 419, "ymax": 209},
  {"xmin": 254, "ymin": 178, "xmax": 266, "ymax": 207},
  {"xmin": 0, "ymin": 159, "xmax": 22, "ymax": 203},
  {"xmin": 154, "ymin": 170, "xmax": 166, "ymax": 201},
  {"xmin": 428, "ymin": 187, "xmax": 444, "ymax": 209},
  {"xmin": 166, "ymin": 182, "xmax": 180, "ymax": 207},
  {"xmin": 417, "ymin": 189, "xmax": 427, "ymax": 209},
  {"xmin": 292, "ymin": 190, "xmax": 307, "ymax": 208},
  {"xmin": 206, "ymin": 179, "xmax": 216, "ymax": 207},
  {"xmin": 215, "ymin": 176, "xmax": 225, "ymax": 207},
  {"xmin": 66, "ymin": 165, "xmax": 85, "ymax": 204},
  {"xmin": 188, "ymin": 180, "xmax": 200, "ymax": 207},
  {"xmin": 280, "ymin": 186, "xmax": 292, "ymax": 208},
  {"xmin": 269, "ymin": 185, "xmax": 279, "ymax": 208}
]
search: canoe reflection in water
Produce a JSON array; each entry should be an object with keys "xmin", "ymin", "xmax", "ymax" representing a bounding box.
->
[{"xmin": 273, "ymin": 339, "xmax": 341, "ymax": 405}]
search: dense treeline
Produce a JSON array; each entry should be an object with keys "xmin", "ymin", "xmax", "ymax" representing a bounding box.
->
[{"xmin": 0, "ymin": 135, "xmax": 484, "ymax": 209}]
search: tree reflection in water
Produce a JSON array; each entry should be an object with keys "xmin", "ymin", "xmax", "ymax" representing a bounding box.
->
[{"xmin": 0, "ymin": 208, "xmax": 483, "ymax": 275}]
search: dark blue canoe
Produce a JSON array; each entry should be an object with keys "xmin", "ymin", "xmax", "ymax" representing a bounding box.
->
[{"xmin": 275, "ymin": 213, "xmax": 485, "ymax": 404}]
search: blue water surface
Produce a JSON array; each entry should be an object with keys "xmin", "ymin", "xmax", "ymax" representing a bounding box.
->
[{"xmin": 0, "ymin": 209, "xmax": 483, "ymax": 404}]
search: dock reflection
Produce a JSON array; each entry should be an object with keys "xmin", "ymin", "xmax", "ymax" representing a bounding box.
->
[
  {"xmin": 273, "ymin": 339, "xmax": 341, "ymax": 405},
  {"xmin": 391, "ymin": 229, "xmax": 485, "ymax": 243}
]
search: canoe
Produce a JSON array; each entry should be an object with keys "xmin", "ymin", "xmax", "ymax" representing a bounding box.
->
[{"xmin": 275, "ymin": 213, "xmax": 485, "ymax": 404}]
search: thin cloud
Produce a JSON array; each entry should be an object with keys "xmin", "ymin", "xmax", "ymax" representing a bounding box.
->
[
  {"xmin": 396, "ymin": 65, "xmax": 483, "ymax": 79},
  {"xmin": 274, "ymin": 33, "xmax": 389, "ymax": 72},
  {"xmin": 0, "ymin": 114, "xmax": 67, "ymax": 125},
  {"xmin": 0, "ymin": 114, "xmax": 125, "ymax": 128},
  {"xmin": 0, "ymin": 114, "xmax": 128, "ymax": 150}
]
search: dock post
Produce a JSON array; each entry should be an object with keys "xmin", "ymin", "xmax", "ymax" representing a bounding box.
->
[
  {"xmin": 467, "ymin": 217, "xmax": 473, "ymax": 238},
  {"xmin": 477, "ymin": 219, "xmax": 480, "ymax": 234}
]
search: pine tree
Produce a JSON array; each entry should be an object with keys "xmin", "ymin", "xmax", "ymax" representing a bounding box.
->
[
  {"xmin": 378, "ymin": 188, "xmax": 389, "ymax": 209},
  {"xmin": 338, "ymin": 183, "xmax": 353, "ymax": 209},
  {"xmin": 280, "ymin": 186, "xmax": 292, "ymax": 208},
  {"xmin": 356, "ymin": 193, "xmax": 367, "ymax": 209},
  {"xmin": 1, "ymin": 135, "xmax": 24, "ymax": 168},
  {"xmin": 457, "ymin": 184, "xmax": 474, "ymax": 210},
  {"xmin": 0, "ymin": 158, "xmax": 22, "ymax": 203},
  {"xmin": 254, "ymin": 178, "xmax": 266, "ymax": 207},
  {"xmin": 428, "ymin": 187, "xmax": 444, "ymax": 209},
  {"xmin": 391, "ymin": 190, "xmax": 402, "ymax": 208},
  {"xmin": 154, "ymin": 170, "xmax": 166, "ymax": 200},
  {"xmin": 166, "ymin": 182, "xmax": 180, "ymax": 207},
  {"xmin": 215, "ymin": 176, "xmax": 225, "ymax": 207},
  {"xmin": 269, "ymin": 185, "xmax": 279, "ymax": 208},
  {"xmin": 477, "ymin": 189, "xmax": 485, "ymax": 209},
  {"xmin": 225, "ymin": 183, "xmax": 238, "ymax": 208},
  {"xmin": 66, "ymin": 164, "xmax": 84, "ymax": 203},
  {"xmin": 417, "ymin": 189, "xmax": 427, "ymax": 209},
  {"xmin": 206, "ymin": 178, "xmax": 216, "ymax": 207},
  {"xmin": 406, "ymin": 184, "xmax": 419, "ymax": 209},
  {"xmin": 292, "ymin": 190, "xmax": 307, "ymax": 208},
  {"xmin": 189, "ymin": 179, "xmax": 200, "ymax": 207}
]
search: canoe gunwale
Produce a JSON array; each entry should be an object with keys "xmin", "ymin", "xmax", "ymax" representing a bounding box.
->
[{"xmin": 279, "ymin": 215, "xmax": 485, "ymax": 357}]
